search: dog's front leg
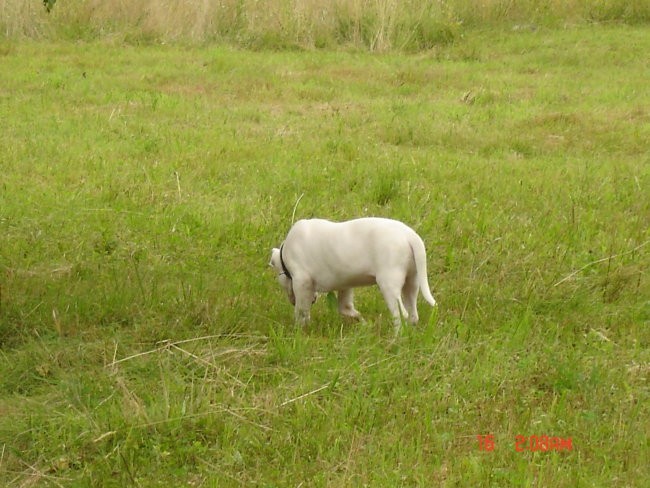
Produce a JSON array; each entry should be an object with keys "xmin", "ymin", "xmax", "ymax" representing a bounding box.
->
[
  {"xmin": 292, "ymin": 278, "xmax": 315, "ymax": 325},
  {"xmin": 337, "ymin": 289, "xmax": 361, "ymax": 319}
]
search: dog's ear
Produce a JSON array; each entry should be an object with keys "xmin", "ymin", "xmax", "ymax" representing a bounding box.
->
[{"xmin": 269, "ymin": 248, "xmax": 280, "ymax": 268}]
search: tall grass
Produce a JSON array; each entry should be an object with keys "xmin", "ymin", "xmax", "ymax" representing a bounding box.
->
[{"xmin": 2, "ymin": 0, "xmax": 650, "ymax": 48}]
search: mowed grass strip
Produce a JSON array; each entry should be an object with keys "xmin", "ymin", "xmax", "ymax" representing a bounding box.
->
[{"xmin": 0, "ymin": 26, "xmax": 649, "ymax": 485}]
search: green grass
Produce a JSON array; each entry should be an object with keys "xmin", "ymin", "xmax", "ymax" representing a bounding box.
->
[{"xmin": 1, "ymin": 25, "xmax": 649, "ymax": 486}]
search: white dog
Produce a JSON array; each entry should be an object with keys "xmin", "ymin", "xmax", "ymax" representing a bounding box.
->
[{"xmin": 269, "ymin": 217, "xmax": 436, "ymax": 329}]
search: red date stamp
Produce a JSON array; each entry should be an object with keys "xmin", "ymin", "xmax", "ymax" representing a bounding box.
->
[
  {"xmin": 477, "ymin": 435, "xmax": 572, "ymax": 452},
  {"xmin": 477, "ymin": 434, "xmax": 496, "ymax": 451},
  {"xmin": 515, "ymin": 435, "xmax": 572, "ymax": 452}
]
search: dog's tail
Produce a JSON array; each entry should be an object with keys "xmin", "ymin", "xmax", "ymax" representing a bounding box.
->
[{"xmin": 409, "ymin": 232, "xmax": 436, "ymax": 307}]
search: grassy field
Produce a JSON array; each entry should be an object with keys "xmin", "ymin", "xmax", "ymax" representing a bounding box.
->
[{"xmin": 1, "ymin": 23, "xmax": 649, "ymax": 486}]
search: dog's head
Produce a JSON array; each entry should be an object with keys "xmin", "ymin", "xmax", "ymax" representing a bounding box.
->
[{"xmin": 269, "ymin": 247, "xmax": 295, "ymax": 305}]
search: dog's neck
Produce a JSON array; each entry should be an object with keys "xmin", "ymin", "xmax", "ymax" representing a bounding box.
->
[{"xmin": 279, "ymin": 244, "xmax": 292, "ymax": 280}]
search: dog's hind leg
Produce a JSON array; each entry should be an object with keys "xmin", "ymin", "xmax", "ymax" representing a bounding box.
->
[
  {"xmin": 377, "ymin": 273, "xmax": 409, "ymax": 330},
  {"xmin": 402, "ymin": 272, "xmax": 419, "ymax": 325}
]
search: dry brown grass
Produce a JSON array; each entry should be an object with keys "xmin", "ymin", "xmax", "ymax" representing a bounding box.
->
[
  {"xmin": 1, "ymin": 0, "xmax": 50, "ymax": 38},
  {"xmin": 1, "ymin": 0, "xmax": 649, "ymax": 48}
]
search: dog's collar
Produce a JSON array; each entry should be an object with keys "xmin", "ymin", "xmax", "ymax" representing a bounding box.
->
[{"xmin": 279, "ymin": 244, "xmax": 292, "ymax": 280}]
